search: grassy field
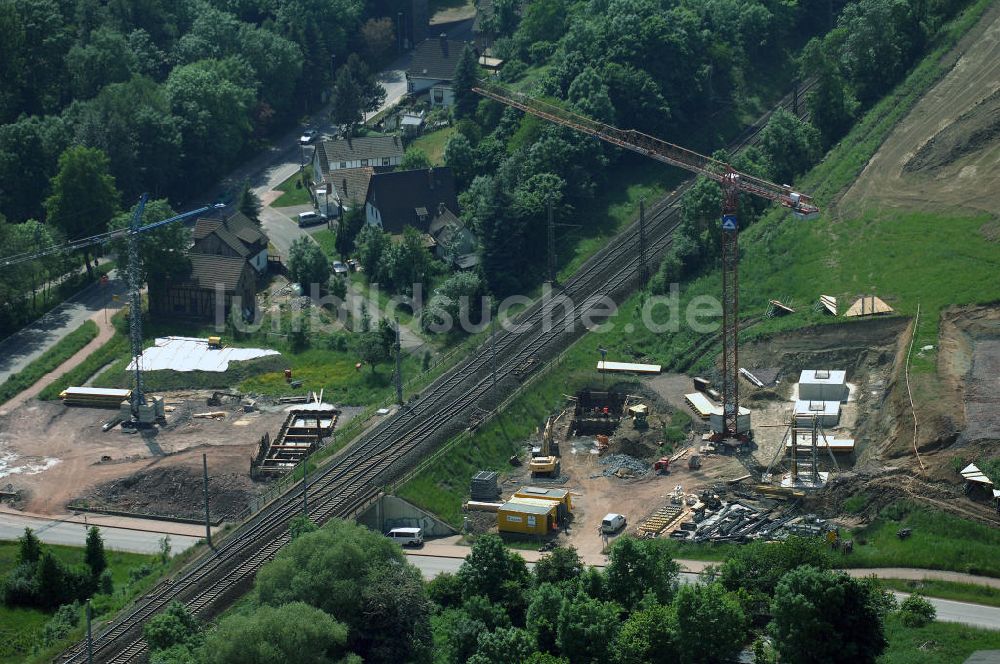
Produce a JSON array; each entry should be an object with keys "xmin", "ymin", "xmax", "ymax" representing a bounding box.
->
[
  {"xmin": 844, "ymin": 502, "xmax": 1000, "ymax": 577},
  {"xmin": 409, "ymin": 126, "xmax": 457, "ymax": 165},
  {"xmin": 0, "ymin": 540, "xmax": 159, "ymax": 663},
  {"xmin": 312, "ymin": 228, "xmax": 338, "ymax": 258},
  {"xmin": 879, "ymin": 579, "xmax": 1000, "ymax": 608},
  {"xmin": 880, "ymin": 613, "xmax": 1000, "ymax": 663},
  {"xmin": 271, "ymin": 165, "xmax": 314, "ymax": 207},
  {"xmin": 0, "ymin": 320, "xmax": 98, "ymax": 405}
]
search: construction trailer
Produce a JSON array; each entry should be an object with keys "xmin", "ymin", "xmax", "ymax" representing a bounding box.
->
[
  {"xmin": 497, "ymin": 500, "xmax": 557, "ymax": 536},
  {"xmin": 513, "ymin": 486, "xmax": 573, "ymax": 520},
  {"xmin": 798, "ymin": 370, "xmax": 848, "ymax": 401}
]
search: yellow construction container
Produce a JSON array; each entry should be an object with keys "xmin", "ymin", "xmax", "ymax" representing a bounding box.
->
[
  {"xmin": 513, "ymin": 486, "xmax": 573, "ymax": 513},
  {"xmin": 497, "ymin": 501, "xmax": 555, "ymax": 536}
]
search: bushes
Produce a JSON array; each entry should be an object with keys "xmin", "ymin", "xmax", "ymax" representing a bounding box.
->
[
  {"xmin": 898, "ymin": 594, "xmax": 936, "ymax": 627},
  {"xmin": 0, "ymin": 320, "xmax": 98, "ymax": 405},
  {"xmin": 38, "ymin": 334, "xmax": 128, "ymax": 400}
]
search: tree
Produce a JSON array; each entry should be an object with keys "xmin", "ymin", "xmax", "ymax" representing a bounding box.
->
[
  {"xmin": 239, "ymin": 184, "xmax": 262, "ymax": 224},
  {"xmin": 534, "ymin": 546, "xmax": 583, "ymax": 586},
  {"xmin": 757, "ymin": 108, "xmax": 822, "ymax": 185},
  {"xmin": 527, "ymin": 582, "xmax": 565, "ymax": 654},
  {"xmin": 770, "ymin": 566, "xmax": 887, "ymax": 664},
  {"xmin": 356, "ymin": 324, "xmax": 392, "ymax": 374},
  {"xmin": 36, "ymin": 551, "xmax": 67, "ymax": 609},
  {"xmin": 556, "ymin": 592, "xmax": 622, "ymax": 663},
  {"xmin": 0, "ymin": 114, "xmax": 70, "ymax": 222},
  {"xmin": 17, "ymin": 528, "xmax": 42, "ymax": 565},
  {"xmin": 444, "ymin": 133, "xmax": 476, "ymax": 186},
  {"xmin": 356, "ymin": 225, "xmax": 390, "ymax": 278},
  {"xmin": 358, "ymin": 562, "xmax": 433, "ymax": 664},
  {"xmin": 568, "ymin": 66, "xmax": 615, "ymax": 122},
  {"xmin": 202, "ymin": 602, "xmax": 351, "ymax": 664},
  {"xmin": 143, "ymin": 601, "xmax": 201, "ymax": 652},
  {"xmin": 45, "ymin": 146, "xmax": 119, "ymax": 278},
  {"xmin": 378, "ymin": 226, "xmax": 428, "ymax": 294},
  {"xmin": 84, "ymin": 527, "xmax": 107, "ymax": 579},
  {"xmin": 604, "ymin": 536, "xmax": 680, "ymax": 610},
  {"xmin": 452, "ymin": 44, "xmax": 481, "ymax": 118},
  {"xmin": 360, "ymin": 18, "xmax": 395, "ymax": 66},
  {"xmin": 457, "ymin": 534, "xmax": 532, "ymax": 608},
  {"xmin": 108, "ymin": 199, "xmax": 189, "ymax": 289},
  {"xmin": 613, "ymin": 603, "xmax": 678, "ymax": 664},
  {"xmin": 254, "ymin": 519, "xmax": 408, "ymax": 651},
  {"xmin": 336, "ymin": 205, "xmax": 365, "ymax": 259},
  {"xmin": 898, "ymin": 594, "xmax": 935, "ymax": 627},
  {"xmin": 399, "ymin": 147, "xmax": 431, "ymax": 171},
  {"xmin": 66, "ymin": 27, "xmax": 136, "ymax": 99},
  {"xmin": 467, "ymin": 627, "xmax": 534, "ymax": 664},
  {"xmin": 431, "ymin": 607, "xmax": 491, "ymax": 664},
  {"xmin": 289, "ymin": 237, "xmax": 330, "ymax": 289},
  {"xmin": 289, "ymin": 515, "xmax": 318, "ymax": 540},
  {"xmin": 331, "ymin": 65, "xmax": 363, "ymax": 132},
  {"xmin": 718, "ymin": 536, "xmax": 831, "ymax": 603},
  {"xmin": 427, "ymin": 572, "xmax": 464, "ymax": 609},
  {"xmin": 672, "ymin": 583, "xmax": 747, "ymax": 664}
]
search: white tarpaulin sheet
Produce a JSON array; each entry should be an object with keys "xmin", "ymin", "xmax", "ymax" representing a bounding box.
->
[{"xmin": 127, "ymin": 336, "xmax": 279, "ymax": 373}]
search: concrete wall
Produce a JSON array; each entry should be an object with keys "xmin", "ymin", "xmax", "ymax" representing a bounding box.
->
[{"xmin": 356, "ymin": 494, "xmax": 457, "ymax": 538}]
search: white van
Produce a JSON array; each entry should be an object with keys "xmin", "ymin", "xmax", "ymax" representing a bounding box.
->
[
  {"xmin": 387, "ymin": 527, "xmax": 424, "ymax": 547},
  {"xmin": 601, "ymin": 513, "xmax": 627, "ymax": 534}
]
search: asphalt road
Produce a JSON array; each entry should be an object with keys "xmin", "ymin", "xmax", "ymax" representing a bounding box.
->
[
  {"xmin": 405, "ymin": 554, "xmax": 1000, "ymax": 630},
  {"xmin": 0, "ymin": 511, "xmax": 202, "ymax": 555},
  {"xmin": 0, "ymin": 275, "xmax": 127, "ymax": 385}
]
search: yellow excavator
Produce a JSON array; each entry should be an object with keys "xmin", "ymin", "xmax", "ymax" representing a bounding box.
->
[{"xmin": 530, "ymin": 416, "xmax": 560, "ymax": 477}]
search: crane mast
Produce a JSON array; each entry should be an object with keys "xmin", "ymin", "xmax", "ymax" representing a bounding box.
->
[{"xmin": 473, "ymin": 82, "xmax": 820, "ymax": 442}]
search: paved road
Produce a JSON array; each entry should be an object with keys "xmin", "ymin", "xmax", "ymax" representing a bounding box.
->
[
  {"xmin": 0, "ymin": 275, "xmax": 127, "ymax": 385},
  {"xmin": 405, "ymin": 553, "xmax": 1000, "ymax": 630},
  {"xmin": 0, "ymin": 510, "xmax": 203, "ymax": 555}
]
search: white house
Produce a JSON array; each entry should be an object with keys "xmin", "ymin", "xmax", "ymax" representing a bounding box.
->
[
  {"xmin": 406, "ymin": 36, "xmax": 472, "ymax": 108},
  {"xmin": 312, "ymin": 135, "xmax": 404, "ymax": 184}
]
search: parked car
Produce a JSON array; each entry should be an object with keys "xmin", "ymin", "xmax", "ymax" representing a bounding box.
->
[
  {"xmin": 332, "ymin": 260, "xmax": 349, "ymax": 274},
  {"xmin": 297, "ymin": 211, "xmax": 326, "ymax": 227},
  {"xmin": 299, "ymin": 128, "xmax": 319, "ymax": 145},
  {"xmin": 601, "ymin": 513, "xmax": 627, "ymax": 534},
  {"xmin": 387, "ymin": 527, "xmax": 423, "ymax": 547}
]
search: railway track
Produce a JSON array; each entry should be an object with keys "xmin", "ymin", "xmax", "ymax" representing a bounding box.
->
[{"xmin": 60, "ymin": 80, "xmax": 815, "ymax": 663}]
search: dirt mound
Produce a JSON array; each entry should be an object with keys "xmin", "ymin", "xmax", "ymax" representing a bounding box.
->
[
  {"xmin": 75, "ymin": 465, "xmax": 259, "ymax": 521},
  {"xmin": 903, "ymin": 89, "xmax": 1000, "ymax": 173}
]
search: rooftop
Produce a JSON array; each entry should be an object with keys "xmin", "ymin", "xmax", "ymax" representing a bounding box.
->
[
  {"xmin": 499, "ymin": 501, "xmax": 555, "ymax": 515},
  {"xmin": 408, "ymin": 37, "xmax": 472, "ymax": 81},
  {"xmin": 799, "ymin": 369, "xmax": 847, "ymax": 385},
  {"xmin": 368, "ymin": 167, "xmax": 459, "ymax": 234},
  {"xmin": 186, "ymin": 253, "xmax": 250, "ymax": 292},
  {"xmin": 317, "ymin": 136, "xmax": 404, "ymax": 171},
  {"xmin": 324, "ymin": 167, "xmax": 374, "ymax": 205}
]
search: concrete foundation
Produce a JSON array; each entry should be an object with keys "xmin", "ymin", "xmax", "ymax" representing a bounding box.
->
[{"xmin": 356, "ymin": 495, "xmax": 458, "ymax": 538}]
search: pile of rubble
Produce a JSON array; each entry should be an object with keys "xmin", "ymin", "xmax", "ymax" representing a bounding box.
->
[
  {"xmin": 596, "ymin": 454, "xmax": 649, "ymax": 478},
  {"xmin": 668, "ymin": 498, "xmax": 837, "ymax": 544}
]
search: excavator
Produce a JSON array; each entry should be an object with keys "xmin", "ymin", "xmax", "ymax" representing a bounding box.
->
[{"xmin": 529, "ymin": 416, "xmax": 560, "ymax": 477}]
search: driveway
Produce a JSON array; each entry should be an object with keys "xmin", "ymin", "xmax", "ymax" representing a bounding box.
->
[{"xmin": 0, "ymin": 275, "xmax": 127, "ymax": 385}]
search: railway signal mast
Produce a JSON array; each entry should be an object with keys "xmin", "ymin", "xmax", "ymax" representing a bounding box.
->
[{"xmin": 473, "ymin": 82, "xmax": 820, "ymax": 444}]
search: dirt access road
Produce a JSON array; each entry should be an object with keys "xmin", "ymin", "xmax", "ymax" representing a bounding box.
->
[{"xmin": 842, "ymin": 2, "xmax": 1000, "ymax": 219}]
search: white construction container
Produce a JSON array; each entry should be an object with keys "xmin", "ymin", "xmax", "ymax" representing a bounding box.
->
[
  {"xmin": 798, "ymin": 370, "xmax": 848, "ymax": 401},
  {"xmin": 709, "ymin": 405, "xmax": 751, "ymax": 434},
  {"xmin": 794, "ymin": 400, "xmax": 841, "ymax": 427}
]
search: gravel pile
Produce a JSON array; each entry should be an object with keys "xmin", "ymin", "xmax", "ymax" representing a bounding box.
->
[{"xmin": 597, "ymin": 454, "xmax": 649, "ymax": 477}]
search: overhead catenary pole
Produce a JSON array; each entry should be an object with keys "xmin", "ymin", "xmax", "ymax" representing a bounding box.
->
[
  {"xmin": 638, "ymin": 197, "xmax": 648, "ymax": 284},
  {"xmin": 302, "ymin": 457, "xmax": 309, "ymax": 516},
  {"xmin": 547, "ymin": 198, "xmax": 556, "ymax": 283},
  {"xmin": 202, "ymin": 453, "xmax": 213, "ymax": 549},
  {"xmin": 127, "ymin": 195, "xmax": 149, "ymax": 417},
  {"xmin": 86, "ymin": 600, "xmax": 93, "ymax": 664},
  {"xmin": 394, "ymin": 317, "xmax": 403, "ymax": 406},
  {"xmin": 490, "ymin": 298, "xmax": 498, "ymax": 388}
]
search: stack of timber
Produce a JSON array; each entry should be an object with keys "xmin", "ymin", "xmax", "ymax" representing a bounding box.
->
[
  {"xmin": 470, "ymin": 471, "xmax": 501, "ymax": 502},
  {"xmin": 60, "ymin": 387, "xmax": 132, "ymax": 408},
  {"xmin": 638, "ymin": 504, "xmax": 684, "ymax": 537}
]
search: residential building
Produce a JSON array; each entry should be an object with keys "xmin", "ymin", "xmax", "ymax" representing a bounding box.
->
[
  {"xmin": 406, "ymin": 36, "xmax": 473, "ymax": 107},
  {"xmin": 149, "ymin": 254, "xmax": 257, "ymax": 322},
  {"xmin": 190, "ymin": 211, "xmax": 269, "ymax": 274},
  {"xmin": 312, "ymin": 135, "xmax": 404, "ymax": 183},
  {"xmin": 316, "ymin": 167, "xmax": 375, "ymax": 218},
  {"xmin": 428, "ymin": 204, "xmax": 479, "ymax": 268},
  {"xmin": 365, "ymin": 167, "xmax": 459, "ymax": 234}
]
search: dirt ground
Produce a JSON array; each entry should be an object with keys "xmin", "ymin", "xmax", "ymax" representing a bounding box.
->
[
  {"xmin": 842, "ymin": 3, "xmax": 1000, "ymax": 218},
  {"xmin": 0, "ymin": 391, "xmax": 350, "ymax": 517}
]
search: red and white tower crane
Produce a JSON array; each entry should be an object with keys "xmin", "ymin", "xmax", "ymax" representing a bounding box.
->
[{"xmin": 473, "ymin": 82, "xmax": 820, "ymax": 443}]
